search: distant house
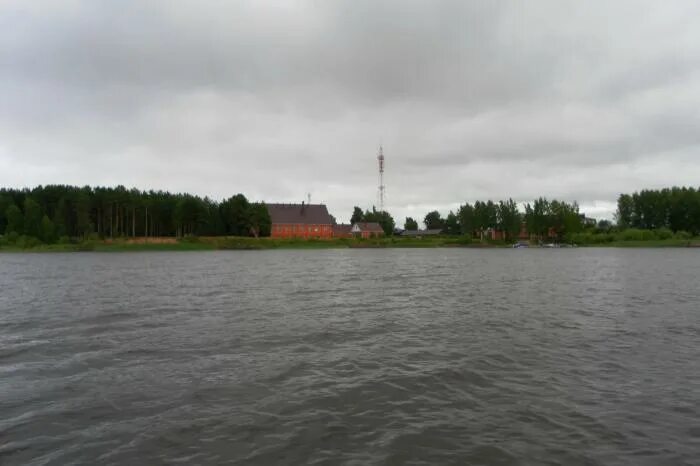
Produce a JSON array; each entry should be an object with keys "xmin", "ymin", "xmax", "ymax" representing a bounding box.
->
[
  {"xmin": 518, "ymin": 222, "xmax": 530, "ymax": 241},
  {"xmin": 580, "ymin": 214, "xmax": 597, "ymax": 227},
  {"xmin": 267, "ymin": 203, "xmax": 333, "ymax": 239},
  {"xmin": 401, "ymin": 229, "xmax": 442, "ymax": 237},
  {"xmin": 333, "ymin": 224, "xmax": 353, "ymax": 238},
  {"xmin": 517, "ymin": 221, "xmax": 558, "ymax": 241},
  {"xmin": 483, "ymin": 227, "xmax": 505, "ymax": 241},
  {"xmin": 351, "ymin": 222, "xmax": 385, "ymax": 238}
]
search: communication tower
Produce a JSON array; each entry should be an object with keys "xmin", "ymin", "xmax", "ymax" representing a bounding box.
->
[{"xmin": 377, "ymin": 145, "xmax": 385, "ymax": 212}]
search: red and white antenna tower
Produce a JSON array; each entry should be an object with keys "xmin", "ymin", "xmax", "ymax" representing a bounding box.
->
[{"xmin": 377, "ymin": 145, "xmax": 385, "ymax": 212}]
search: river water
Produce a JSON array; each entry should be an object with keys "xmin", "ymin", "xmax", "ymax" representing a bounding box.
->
[{"xmin": 1, "ymin": 249, "xmax": 700, "ymax": 465}]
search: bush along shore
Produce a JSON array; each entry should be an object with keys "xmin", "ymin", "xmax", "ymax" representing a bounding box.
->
[
  {"xmin": 1, "ymin": 233, "xmax": 699, "ymax": 252},
  {"xmin": 0, "ymin": 235, "xmax": 474, "ymax": 252}
]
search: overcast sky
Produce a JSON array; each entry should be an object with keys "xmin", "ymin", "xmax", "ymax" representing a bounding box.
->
[{"xmin": 2, "ymin": 1, "xmax": 700, "ymax": 223}]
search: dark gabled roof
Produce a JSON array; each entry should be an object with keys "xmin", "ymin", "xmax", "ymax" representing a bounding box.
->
[
  {"xmin": 266, "ymin": 203, "xmax": 333, "ymax": 225},
  {"xmin": 353, "ymin": 222, "xmax": 385, "ymax": 233},
  {"xmin": 333, "ymin": 224, "xmax": 352, "ymax": 235},
  {"xmin": 400, "ymin": 229, "xmax": 442, "ymax": 236}
]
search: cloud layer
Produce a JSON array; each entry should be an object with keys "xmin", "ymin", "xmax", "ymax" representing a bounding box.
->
[{"xmin": 2, "ymin": 0, "xmax": 700, "ymax": 223}]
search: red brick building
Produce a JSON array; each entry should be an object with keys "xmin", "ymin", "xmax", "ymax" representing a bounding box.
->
[
  {"xmin": 518, "ymin": 222, "xmax": 530, "ymax": 241},
  {"xmin": 267, "ymin": 203, "xmax": 333, "ymax": 239},
  {"xmin": 517, "ymin": 222, "xmax": 558, "ymax": 241},
  {"xmin": 351, "ymin": 222, "xmax": 385, "ymax": 238},
  {"xmin": 332, "ymin": 224, "xmax": 353, "ymax": 238}
]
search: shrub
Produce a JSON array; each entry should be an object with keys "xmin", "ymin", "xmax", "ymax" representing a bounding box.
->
[
  {"xmin": 577, "ymin": 232, "xmax": 615, "ymax": 244},
  {"xmin": 654, "ymin": 228, "xmax": 673, "ymax": 240},
  {"xmin": 598, "ymin": 233, "xmax": 615, "ymax": 243},
  {"xmin": 17, "ymin": 235, "xmax": 43, "ymax": 248},
  {"xmin": 446, "ymin": 236, "xmax": 472, "ymax": 245},
  {"xmin": 618, "ymin": 229, "xmax": 656, "ymax": 241},
  {"xmin": 75, "ymin": 242, "xmax": 95, "ymax": 251},
  {"xmin": 674, "ymin": 230, "xmax": 693, "ymax": 240},
  {"xmin": 3, "ymin": 231, "xmax": 20, "ymax": 245}
]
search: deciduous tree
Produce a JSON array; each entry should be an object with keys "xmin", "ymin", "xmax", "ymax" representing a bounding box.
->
[
  {"xmin": 404, "ymin": 217, "xmax": 418, "ymax": 231},
  {"xmin": 424, "ymin": 210, "xmax": 444, "ymax": 231}
]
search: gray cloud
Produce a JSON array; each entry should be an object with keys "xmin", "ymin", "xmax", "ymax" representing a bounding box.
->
[{"xmin": 2, "ymin": 0, "xmax": 700, "ymax": 224}]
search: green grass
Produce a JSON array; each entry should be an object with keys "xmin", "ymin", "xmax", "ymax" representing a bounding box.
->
[
  {"xmin": 92, "ymin": 242, "xmax": 216, "ymax": 252},
  {"xmin": 0, "ymin": 235, "xmax": 483, "ymax": 252},
  {"xmin": 0, "ymin": 238, "xmax": 215, "ymax": 252},
  {"xmin": 206, "ymin": 236, "xmax": 474, "ymax": 249},
  {"xmin": 2, "ymin": 235, "xmax": 699, "ymax": 252},
  {"xmin": 577, "ymin": 239, "xmax": 699, "ymax": 248},
  {"xmin": 0, "ymin": 243, "xmax": 78, "ymax": 252}
]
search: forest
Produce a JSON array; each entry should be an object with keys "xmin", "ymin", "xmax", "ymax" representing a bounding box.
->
[
  {"xmin": 615, "ymin": 187, "xmax": 700, "ymax": 234},
  {"xmin": 0, "ymin": 185, "xmax": 270, "ymax": 245},
  {"xmin": 401, "ymin": 198, "xmax": 583, "ymax": 242}
]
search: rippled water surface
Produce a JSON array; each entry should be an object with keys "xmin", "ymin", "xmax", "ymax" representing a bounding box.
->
[{"xmin": 2, "ymin": 249, "xmax": 700, "ymax": 465}]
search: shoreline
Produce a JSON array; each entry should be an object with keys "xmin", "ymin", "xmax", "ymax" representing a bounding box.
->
[{"xmin": 1, "ymin": 236, "xmax": 699, "ymax": 252}]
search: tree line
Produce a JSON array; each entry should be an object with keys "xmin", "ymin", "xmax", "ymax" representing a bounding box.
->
[
  {"xmin": 616, "ymin": 187, "xmax": 700, "ymax": 235},
  {"xmin": 3, "ymin": 184, "xmax": 697, "ymax": 245},
  {"xmin": 0, "ymin": 185, "xmax": 271, "ymax": 243},
  {"xmin": 403, "ymin": 198, "xmax": 583, "ymax": 241}
]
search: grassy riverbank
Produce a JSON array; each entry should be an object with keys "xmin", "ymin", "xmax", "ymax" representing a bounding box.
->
[
  {"xmin": 0, "ymin": 235, "xmax": 478, "ymax": 252},
  {"xmin": 2, "ymin": 234, "xmax": 700, "ymax": 252},
  {"xmin": 578, "ymin": 239, "xmax": 700, "ymax": 248}
]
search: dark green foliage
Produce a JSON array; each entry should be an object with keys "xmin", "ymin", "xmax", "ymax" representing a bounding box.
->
[
  {"xmin": 445, "ymin": 211, "xmax": 460, "ymax": 235},
  {"xmin": 549, "ymin": 200, "xmax": 582, "ymax": 239},
  {"xmin": 0, "ymin": 185, "xmax": 269, "ymax": 240},
  {"xmin": 522, "ymin": 198, "xmax": 582, "ymax": 241},
  {"xmin": 350, "ymin": 206, "xmax": 364, "ymax": 225},
  {"xmin": 423, "ymin": 211, "xmax": 444, "ymax": 231},
  {"xmin": 74, "ymin": 193, "xmax": 92, "ymax": 239},
  {"xmin": 352, "ymin": 207, "xmax": 395, "ymax": 235},
  {"xmin": 362, "ymin": 208, "xmax": 395, "ymax": 235},
  {"xmin": 173, "ymin": 196, "xmax": 205, "ymax": 236},
  {"xmin": 458, "ymin": 203, "xmax": 475, "ymax": 235},
  {"xmin": 524, "ymin": 198, "xmax": 550, "ymax": 239},
  {"xmin": 220, "ymin": 194, "xmax": 250, "ymax": 236},
  {"xmin": 452, "ymin": 197, "xmax": 582, "ymax": 241},
  {"xmin": 404, "ymin": 217, "xmax": 418, "ymax": 231},
  {"xmin": 248, "ymin": 203, "xmax": 271, "ymax": 237},
  {"xmin": 615, "ymin": 194, "xmax": 634, "ymax": 229},
  {"xmin": 446, "ymin": 235, "xmax": 472, "ymax": 245},
  {"xmin": 0, "ymin": 195, "xmax": 10, "ymax": 233},
  {"xmin": 5, "ymin": 203, "xmax": 23, "ymax": 234},
  {"xmin": 4, "ymin": 231, "xmax": 19, "ymax": 245},
  {"xmin": 53, "ymin": 198, "xmax": 68, "ymax": 237},
  {"xmin": 40, "ymin": 215, "xmax": 56, "ymax": 243},
  {"xmin": 18, "ymin": 235, "xmax": 43, "ymax": 248},
  {"xmin": 474, "ymin": 201, "xmax": 498, "ymax": 233},
  {"xmin": 497, "ymin": 198, "xmax": 521, "ymax": 241},
  {"xmin": 616, "ymin": 187, "xmax": 700, "ymax": 234},
  {"xmin": 569, "ymin": 227, "xmax": 697, "ymax": 245},
  {"xmin": 199, "ymin": 197, "xmax": 225, "ymax": 236}
]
